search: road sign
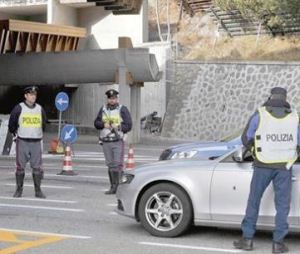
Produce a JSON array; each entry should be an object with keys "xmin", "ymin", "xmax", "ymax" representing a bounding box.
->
[
  {"xmin": 55, "ymin": 92, "xmax": 69, "ymax": 112},
  {"xmin": 60, "ymin": 124, "xmax": 77, "ymax": 144}
]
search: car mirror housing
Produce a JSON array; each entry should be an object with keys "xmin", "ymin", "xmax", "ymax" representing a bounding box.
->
[{"xmin": 232, "ymin": 147, "xmax": 244, "ymax": 162}]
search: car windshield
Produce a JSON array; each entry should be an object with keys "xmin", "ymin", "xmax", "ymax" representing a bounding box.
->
[{"xmin": 219, "ymin": 129, "xmax": 242, "ymax": 142}]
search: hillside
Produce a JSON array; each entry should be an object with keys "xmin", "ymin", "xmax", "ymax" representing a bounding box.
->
[{"xmin": 148, "ymin": 0, "xmax": 300, "ymax": 61}]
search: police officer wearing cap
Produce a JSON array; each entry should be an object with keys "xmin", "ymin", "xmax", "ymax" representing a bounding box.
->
[
  {"xmin": 234, "ymin": 87, "xmax": 300, "ymax": 253},
  {"xmin": 94, "ymin": 89, "xmax": 132, "ymax": 194},
  {"xmin": 8, "ymin": 86, "xmax": 47, "ymax": 199}
]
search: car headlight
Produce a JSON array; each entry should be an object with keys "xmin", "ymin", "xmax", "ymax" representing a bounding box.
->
[
  {"xmin": 120, "ymin": 173, "xmax": 135, "ymax": 184},
  {"xmin": 170, "ymin": 150, "xmax": 198, "ymax": 159}
]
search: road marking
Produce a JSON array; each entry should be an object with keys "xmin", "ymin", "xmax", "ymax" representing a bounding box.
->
[
  {"xmin": 109, "ymin": 211, "xmax": 118, "ymax": 215},
  {"xmin": 0, "ymin": 228, "xmax": 91, "ymax": 254},
  {"xmin": 5, "ymin": 184, "xmax": 73, "ymax": 189},
  {"xmin": 44, "ymin": 164, "xmax": 108, "ymax": 169},
  {"xmin": 0, "ymin": 196, "xmax": 77, "ymax": 204},
  {"xmin": 45, "ymin": 173, "xmax": 108, "ymax": 179},
  {"xmin": 138, "ymin": 242, "xmax": 243, "ymax": 253},
  {"xmin": 106, "ymin": 203, "xmax": 117, "ymax": 207},
  {"xmin": 0, "ymin": 203, "xmax": 84, "ymax": 212},
  {"xmin": 0, "ymin": 228, "xmax": 91, "ymax": 239}
]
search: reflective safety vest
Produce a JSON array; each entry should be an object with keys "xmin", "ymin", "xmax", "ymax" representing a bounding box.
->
[
  {"xmin": 254, "ymin": 106, "xmax": 298, "ymax": 168},
  {"xmin": 18, "ymin": 102, "xmax": 43, "ymax": 139},
  {"xmin": 99, "ymin": 105, "xmax": 124, "ymax": 142}
]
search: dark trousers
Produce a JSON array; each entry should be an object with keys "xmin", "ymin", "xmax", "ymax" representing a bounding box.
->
[
  {"xmin": 242, "ymin": 166, "xmax": 292, "ymax": 242},
  {"xmin": 102, "ymin": 140, "xmax": 125, "ymax": 172},
  {"xmin": 16, "ymin": 138, "xmax": 43, "ymax": 173}
]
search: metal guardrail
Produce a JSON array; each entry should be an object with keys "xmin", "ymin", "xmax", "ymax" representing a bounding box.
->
[{"xmin": 0, "ymin": 0, "xmax": 47, "ymax": 6}]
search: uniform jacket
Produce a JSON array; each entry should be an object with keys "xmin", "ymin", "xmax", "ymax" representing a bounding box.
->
[
  {"xmin": 94, "ymin": 104, "xmax": 132, "ymax": 134},
  {"xmin": 242, "ymin": 99, "xmax": 300, "ymax": 169},
  {"xmin": 8, "ymin": 102, "xmax": 47, "ymax": 140}
]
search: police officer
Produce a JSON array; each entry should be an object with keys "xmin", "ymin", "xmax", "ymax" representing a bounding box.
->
[
  {"xmin": 233, "ymin": 87, "xmax": 300, "ymax": 253},
  {"xmin": 8, "ymin": 86, "xmax": 47, "ymax": 199},
  {"xmin": 94, "ymin": 89, "xmax": 132, "ymax": 194}
]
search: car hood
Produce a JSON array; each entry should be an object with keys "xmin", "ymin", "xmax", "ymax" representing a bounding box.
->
[
  {"xmin": 168, "ymin": 141, "xmax": 228, "ymax": 152},
  {"xmin": 130, "ymin": 159, "xmax": 218, "ymax": 173}
]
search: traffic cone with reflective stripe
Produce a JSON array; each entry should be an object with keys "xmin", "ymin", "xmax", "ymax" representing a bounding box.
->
[
  {"xmin": 125, "ymin": 144, "xmax": 135, "ymax": 170},
  {"xmin": 58, "ymin": 145, "xmax": 77, "ymax": 175}
]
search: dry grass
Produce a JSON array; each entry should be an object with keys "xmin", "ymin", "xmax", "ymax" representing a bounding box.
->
[
  {"xmin": 184, "ymin": 35, "xmax": 300, "ymax": 61},
  {"xmin": 148, "ymin": 0, "xmax": 300, "ymax": 61}
]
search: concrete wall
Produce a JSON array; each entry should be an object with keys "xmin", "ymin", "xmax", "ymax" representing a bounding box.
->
[
  {"xmin": 77, "ymin": 0, "xmax": 148, "ymax": 49},
  {"xmin": 64, "ymin": 0, "xmax": 153, "ymax": 128},
  {"xmin": 162, "ymin": 61, "xmax": 300, "ymax": 141},
  {"xmin": 139, "ymin": 42, "xmax": 169, "ymax": 118},
  {"xmin": 47, "ymin": 0, "xmax": 77, "ymax": 26}
]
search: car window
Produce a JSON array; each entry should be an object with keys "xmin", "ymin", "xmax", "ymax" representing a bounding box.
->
[
  {"xmin": 222, "ymin": 149, "xmax": 254, "ymax": 163},
  {"xmin": 219, "ymin": 129, "xmax": 243, "ymax": 142}
]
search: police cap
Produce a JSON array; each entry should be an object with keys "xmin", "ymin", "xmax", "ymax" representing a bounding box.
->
[
  {"xmin": 270, "ymin": 87, "xmax": 287, "ymax": 97},
  {"xmin": 24, "ymin": 86, "xmax": 38, "ymax": 94},
  {"xmin": 105, "ymin": 89, "xmax": 119, "ymax": 98}
]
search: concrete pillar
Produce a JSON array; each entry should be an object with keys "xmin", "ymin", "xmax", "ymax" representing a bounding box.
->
[
  {"xmin": 130, "ymin": 86, "xmax": 141, "ymax": 143},
  {"xmin": 118, "ymin": 66, "xmax": 131, "ymax": 107},
  {"xmin": 118, "ymin": 66, "xmax": 141, "ymax": 144}
]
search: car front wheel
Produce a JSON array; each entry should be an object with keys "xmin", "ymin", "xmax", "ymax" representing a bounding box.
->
[{"xmin": 138, "ymin": 183, "xmax": 192, "ymax": 237}]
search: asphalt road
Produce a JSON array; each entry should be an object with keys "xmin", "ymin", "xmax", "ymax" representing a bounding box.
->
[{"xmin": 0, "ymin": 141, "xmax": 300, "ymax": 254}]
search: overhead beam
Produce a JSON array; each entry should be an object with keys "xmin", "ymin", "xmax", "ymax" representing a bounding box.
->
[{"xmin": 0, "ymin": 48, "xmax": 160, "ymax": 86}]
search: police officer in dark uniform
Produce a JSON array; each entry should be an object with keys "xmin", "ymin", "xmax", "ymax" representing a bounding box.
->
[
  {"xmin": 8, "ymin": 86, "xmax": 47, "ymax": 198},
  {"xmin": 233, "ymin": 87, "xmax": 300, "ymax": 253},
  {"xmin": 94, "ymin": 89, "xmax": 132, "ymax": 194}
]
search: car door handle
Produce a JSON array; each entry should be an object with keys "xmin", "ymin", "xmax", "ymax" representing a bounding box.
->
[{"xmin": 292, "ymin": 175, "xmax": 297, "ymax": 182}]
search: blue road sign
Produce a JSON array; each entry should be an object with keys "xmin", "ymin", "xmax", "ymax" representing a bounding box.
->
[
  {"xmin": 60, "ymin": 124, "xmax": 77, "ymax": 144},
  {"xmin": 55, "ymin": 92, "xmax": 69, "ymax": 112}
]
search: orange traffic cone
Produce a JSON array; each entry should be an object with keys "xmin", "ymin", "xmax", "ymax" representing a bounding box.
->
[
  {"xmin": 58, "ymin": 145, "xmax": 77, "ymax": 175},
  {"xmin": 125, "ymin": 144, "xmax": 135, "ymax": 170}
]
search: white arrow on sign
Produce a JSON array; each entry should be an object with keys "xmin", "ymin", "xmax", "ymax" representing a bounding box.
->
[
  {"xmin": 64, "ymin": 128, "xmax": 74, "ymax": 140},
  {"xmin": 57, "ymin": 98, "xmax": 68, "ymax": 105}
]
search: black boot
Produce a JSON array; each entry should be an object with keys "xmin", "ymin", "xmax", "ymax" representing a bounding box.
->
[
  {"xmin": 110, "ymin": 171, "xmax": 120, "ymax": 194},
  {"xmin": 105, "ymin": 170, "xmax": 115, "ymax": 195},
  {"xmin": 32, "ymin": 172, "xmax": 46, "ymax": 199},
  {"xmin": 13, "ymin": 172, "xmax": 25, "ymax": 198},
  {"xmin": 233, "ymin": 238, "xmax": 253, "ymax": 251},
  {"xmin": 272, "ymin": 241, "xmax": 289, "ymax": 253}
]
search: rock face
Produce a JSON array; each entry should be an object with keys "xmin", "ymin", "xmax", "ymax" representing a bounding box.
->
[{"xmin": 162, "ymin": 61, "xmax": 300, "ymax": 141}]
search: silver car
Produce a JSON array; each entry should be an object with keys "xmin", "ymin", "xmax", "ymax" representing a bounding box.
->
[{"xmin": 116, "ymin": 147, "xmax": 300, "ymax": 237}]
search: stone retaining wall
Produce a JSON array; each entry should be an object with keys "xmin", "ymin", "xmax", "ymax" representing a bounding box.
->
[{"xmin": 162, "ymin": 61, "xmax": 300, "ymax": 141}]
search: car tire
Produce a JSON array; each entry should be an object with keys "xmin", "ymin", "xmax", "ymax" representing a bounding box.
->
[{"xmin": 138, "ymin": 183, "xmax": 192, "ymax": 237}]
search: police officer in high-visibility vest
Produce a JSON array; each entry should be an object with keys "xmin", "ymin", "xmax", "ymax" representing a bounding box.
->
[
  {"xmin": 234, "ymin": 87, "xmax": 300, "ymax": 253},
  {"xmin": 8, "ymin": 86, "xmax": 47, "ymax": 199},
  {"xmin": 94, "ymin": 89, "xmax": 132, "ymax": 194}
]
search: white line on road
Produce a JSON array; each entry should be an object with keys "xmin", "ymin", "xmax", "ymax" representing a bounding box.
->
[
  {"xmin": 109, "ymin": 211, "xmax": 118, "ymax": 215},
  {"xmin": 106, "ymin": 203, "xmax": 117, "ymax": 207},
  {"xmin": 0, "ymin": 203, "xmax": 84, "ymax": 212},
  {"xmin": 0, "ymin": 227, "xmax": 91, "ymax": 239},
  {"xmin": 0, "ymin": 196, "xmax": 77, "ymax": 204},
  {"xmin": 44, "ymin": 164, "xmax": 108, "ymax": 169},
  {"xmin": 45, "ymin": 173, "xmax": 108, "ymax": 180},
  {"xmin": 70, "ymin": 158, "xmax": 158, "ymax": 162},
  {"xmin": 5, "ymin": 184, "xmax": 73, "ymax": 189},
  {"xmin": 138, "ymin": 242, "xmax": 243, "ymax": 253}
]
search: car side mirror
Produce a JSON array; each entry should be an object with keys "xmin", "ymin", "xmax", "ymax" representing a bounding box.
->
[{"xmin": 232, "ymin": 147, "xmax": 244, "ymax": 162}]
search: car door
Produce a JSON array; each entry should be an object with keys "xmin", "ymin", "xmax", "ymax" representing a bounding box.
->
[
  {"xmin": 210, "ymin": 153, "xmax": 253, "ymax": 223},
  {"xmin": 210, "ymin": 151, "xmax": 300, "ymax": 227}
]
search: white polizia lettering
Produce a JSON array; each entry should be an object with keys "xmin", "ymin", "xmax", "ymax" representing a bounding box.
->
[{"xmin": 266, "ymin": 134, "xmax": 294, "ymax": 142}]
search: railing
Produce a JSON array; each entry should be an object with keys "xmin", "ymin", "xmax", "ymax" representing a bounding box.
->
[{"xmin": 0, "ymin": 0, "xmax": 47, "ymax": 6}]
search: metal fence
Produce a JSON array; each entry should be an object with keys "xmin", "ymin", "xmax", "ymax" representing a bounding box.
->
[{"xmin": 0, "ymin": 0, "xmax": 47, "ymax": 6}]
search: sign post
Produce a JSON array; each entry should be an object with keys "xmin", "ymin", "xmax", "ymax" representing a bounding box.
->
[
  {"xmin": 55, "ymin": 92, "xmax": 69, "ymax": 139},
  {"xmin": 60, "ymin": 124, "xmax": 78, "ymax": 145},
  {"xmin": 58, "ymin": 124, "xmax": 78, "ymax": 175}
]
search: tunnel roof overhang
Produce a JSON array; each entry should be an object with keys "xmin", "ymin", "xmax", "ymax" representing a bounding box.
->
[{"xmin": 0, "ymin": 48, "xmax": 160, "ymax": 86}]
